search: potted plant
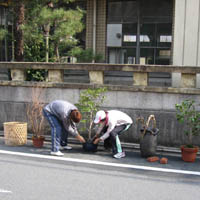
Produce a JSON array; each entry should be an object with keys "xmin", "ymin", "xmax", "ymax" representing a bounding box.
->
[
  {"xmin": 137, "ymin": 115, "xmax": 159, "ymax": 158},
  {"xmin": 175, "ymin": 99, "xmax": 200, "ymax": 162},
  {"xmin": 27, "ymin": 85, "xmax": 46, "ymax": 148},
  {"xmin": 76, "ymin": 87, "xmax": 107, "ymax": 151}
]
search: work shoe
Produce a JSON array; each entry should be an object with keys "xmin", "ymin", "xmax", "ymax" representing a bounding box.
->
[
  {"xmin": 60, "ymin": 145, "xmax": 72, "ymax": 150},
  {"xmin": 50, "ymin": 151, "xmax": 64, "ymax": 156},
  {"xmin": 113, "ymin": 152, "xmax": 126, "ymax": 159}
]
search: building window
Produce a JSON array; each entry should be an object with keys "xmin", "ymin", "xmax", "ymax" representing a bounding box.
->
[{"xmin": 107, "ymin": 0, "xmax": 173, "ymax": 65}]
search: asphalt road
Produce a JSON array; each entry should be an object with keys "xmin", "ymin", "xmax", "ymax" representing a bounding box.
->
[{"xmin": 0, "ymin": 150, "xmax": 200, "ymax": 200}]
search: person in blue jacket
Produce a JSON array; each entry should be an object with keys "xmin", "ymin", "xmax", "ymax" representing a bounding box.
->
[{"xmin": 43, "ymin": 100, "xmax": 85, "ymax": 156}]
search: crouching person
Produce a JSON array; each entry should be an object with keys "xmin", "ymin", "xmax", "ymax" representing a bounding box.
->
[
  {"xmin": 43, "ymin": 100, "xmax": 86, "ymax": 156},
  {"xmin": 93, "ymin": 110, "xmax": 133, "ymax": 159}
]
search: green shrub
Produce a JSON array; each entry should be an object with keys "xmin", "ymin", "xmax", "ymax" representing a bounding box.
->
[
  {"xmin": 175, "ymin": 99, "xmax": 200, "ymax": 147},
  {"xmin": 76, "ymin": 87, "xmax": 107, "ymax": 139}
]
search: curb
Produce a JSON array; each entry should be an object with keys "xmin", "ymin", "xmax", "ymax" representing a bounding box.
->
[{"xmin": 0, "ymin": 131, "xmax": 199, "ymax": 156}]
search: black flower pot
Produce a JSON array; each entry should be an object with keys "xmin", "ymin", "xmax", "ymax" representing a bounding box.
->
[
  {"xmin": 140, "ymin": 127, "xmax": 159, "ymax": 158},
  {"xmin": 82, "ymin": 141, "xmax": 98, "ymax": 152}
]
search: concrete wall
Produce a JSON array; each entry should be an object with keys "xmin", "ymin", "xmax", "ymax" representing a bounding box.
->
[
  {"xmin": 0, "ymin": 83, "xmax": 200, "ymax": 147},
  {"xmin": 172, "ymin": 0, "xmax": 200, "ymax": 86}
]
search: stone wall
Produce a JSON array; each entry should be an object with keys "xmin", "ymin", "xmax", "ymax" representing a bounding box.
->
[{"xmin": 0, "ymin": 82, "xmax": 200, "ymax": 147}]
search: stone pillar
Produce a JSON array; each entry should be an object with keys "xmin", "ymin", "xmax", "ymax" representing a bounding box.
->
[
  {"xmin": 86, "ymin": 0, "xmax": 106, "ymax": 61},
  {"xmin": 48, "ymin": 70, "xmax": 63, "ymax": 82},
  {"xmin": 181, "ymin": 73, "xmax": 196, "ymax": 88},
  {"xmin": 89, "ymin": 71, "xmax": 104, "ymax": 84},
  {"xmin": 172, "ymin": 73, "xmax": 181, "ymax": 87},
  {"xmin": 11, "ymin": 69, "xmax": 26, "ymax": 81},
  {"xmin": 133, "ymin": 72, "xmax": 148, "ymax": 86},
  {"xmin": 196, "ymin": 74, "xmax": 200, "ymax": 88},
  {"xmin": 96, "ymin": 0, "xmax": 106, "ymax": 60}
]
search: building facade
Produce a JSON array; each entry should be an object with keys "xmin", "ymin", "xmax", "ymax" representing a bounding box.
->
[
  {"xmin": 87, "ymin": 0, "xmax": 173, "ymax": 66},
  {"xmin": 85, "ymin": 0, "xmax": 200, "ymax": 86},
  {"xmin": 86, "ymin": 0, "xmax": 200, "ymax": 67}
]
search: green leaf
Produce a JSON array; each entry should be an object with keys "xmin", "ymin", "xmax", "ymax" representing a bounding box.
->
[{"xmin": 77, "ymin": 87, "xmax": 107, "ymax": 136}]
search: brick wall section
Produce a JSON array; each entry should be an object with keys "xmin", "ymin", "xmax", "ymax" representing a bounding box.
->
[
  {"xmin": 86, "ymin": 0, "xmax": 107, "ymax": 61},
  {"xmin": 86, "ymin": 0, "xmax": 93, "ymax": 49},
  {"xmin": 96, "ymin": 0, "xmax": 106, "ymax": 61}
]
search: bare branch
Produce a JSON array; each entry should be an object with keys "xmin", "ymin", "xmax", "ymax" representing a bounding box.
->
[{"xmin": 26, "ymin": 84, "xmax": 46, "ymax": 138}]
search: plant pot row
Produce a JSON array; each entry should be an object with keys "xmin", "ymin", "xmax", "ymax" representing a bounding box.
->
[{"xmin": 6, "ymin": 130, "xmax": 199, "ymax": 162}]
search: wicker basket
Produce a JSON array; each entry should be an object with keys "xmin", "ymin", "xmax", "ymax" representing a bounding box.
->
[{"xmin": 3, "ymin": 122, "xmax": 27, "ymax": 146}]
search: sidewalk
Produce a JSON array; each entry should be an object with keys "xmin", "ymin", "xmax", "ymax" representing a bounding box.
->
[{"xmin": 0, "ymin": 136, "xmax": 199, "ymax": 174}]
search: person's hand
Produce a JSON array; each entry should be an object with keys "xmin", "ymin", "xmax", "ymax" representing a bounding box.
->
[
  {"xmin": 92, "ymin": 134, "xmax": 98, "ymax": 142},
  {"xmin": 93, "ymin": 138, "xmax": 101, "ymax": 144},
  {"xmin": 82, "ymin": 137, "xmax": 86, "ymax": 143},
  {"xmin": 76, "ymin": 135, "xmax": 86, "ymax": 143}
]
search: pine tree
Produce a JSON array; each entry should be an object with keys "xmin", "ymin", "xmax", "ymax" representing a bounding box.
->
[{"xmin": 23, "ymin": 0, "xmax": 84, "ymax": 62}]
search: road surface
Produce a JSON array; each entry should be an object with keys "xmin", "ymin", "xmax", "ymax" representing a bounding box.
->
[{"xmin": 0, "ymin": 150, "xmax": 199, "ymax": 200}]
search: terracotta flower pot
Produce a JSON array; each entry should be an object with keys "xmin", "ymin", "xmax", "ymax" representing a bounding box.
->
[
  {"xmin": 32, "ymin": 136, "xmax": 45, "ymax": 148},
  {"xmin": 181, "ymin": 145, "xmax": 199, "ymax": 162}
]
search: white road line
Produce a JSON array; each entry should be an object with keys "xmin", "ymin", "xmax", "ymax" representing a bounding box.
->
[
  {"xmin": 0, "ymin": 189, "xmax": 12, "ymax": 193},
  {"xmin": 0, "ymin": 150, "xmax": 200, "ymax": 176}
]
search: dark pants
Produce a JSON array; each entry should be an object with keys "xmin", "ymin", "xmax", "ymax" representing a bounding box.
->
[
  {"xmin": 102, "ymin": 124, "xmax": 128, "ymax": 154},
  {"xmin": 43, "ymin": 109, "xmax": 69, "ymax": 152}
]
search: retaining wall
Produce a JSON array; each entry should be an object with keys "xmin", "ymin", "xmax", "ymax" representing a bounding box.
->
[{"xmin": 0, "ymin": 81, "xmax": 200, "ymax": 147}]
